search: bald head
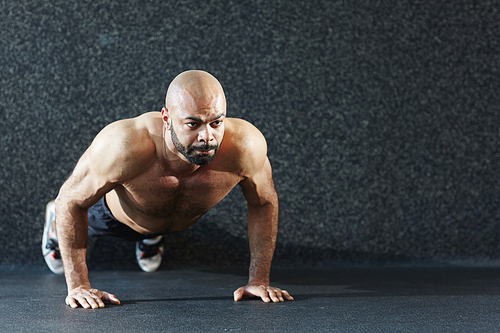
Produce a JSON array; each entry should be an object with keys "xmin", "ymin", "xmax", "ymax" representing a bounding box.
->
[
  {"xmin": 162, "ymin": 70, "xmax": 226, "ymax": 166},
  {"xmin": 165, "ymin": 70, "xmax": 226, "ymax": 113}
]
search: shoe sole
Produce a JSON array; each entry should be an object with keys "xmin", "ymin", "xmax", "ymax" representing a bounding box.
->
[{"xmin": 41, "ymin": 200, "xmax": 64, "ymax": 274}]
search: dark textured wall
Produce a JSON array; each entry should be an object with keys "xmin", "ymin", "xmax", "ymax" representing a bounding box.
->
[{"xmin": 1, "ymin": 0, "xmax": 499, "ymax": 269}]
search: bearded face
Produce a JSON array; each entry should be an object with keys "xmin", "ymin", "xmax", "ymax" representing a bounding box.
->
[{"xmin": 170, "ymin": 123, "xmax": 222, "ymax": 166}]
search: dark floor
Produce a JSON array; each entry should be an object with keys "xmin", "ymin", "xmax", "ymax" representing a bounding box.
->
[{"xmin": 2, "ymin": 265, "xmax": 500, "ymax": 332}]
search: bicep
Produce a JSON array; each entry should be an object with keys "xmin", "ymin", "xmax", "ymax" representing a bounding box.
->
[
  {"xmin": 57, "ymin": 120, "xmax": 153, "ymax": 209},
  {"xmin": 57, "ymin": 150, "xmax": 116, "ymax": 210},
  {"xmin": 239, "ymin": 157, "xmax": 278, "ymax": 207}
]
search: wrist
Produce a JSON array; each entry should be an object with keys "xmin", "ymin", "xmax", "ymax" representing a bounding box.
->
[{"xmin": 248, "ymin": 279, "xmax": 269, "ymax": 286}]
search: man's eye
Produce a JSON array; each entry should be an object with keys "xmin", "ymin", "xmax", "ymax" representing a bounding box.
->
[
  {"xmin": 212, "ymin": 120, "xmax": 222, "ymax": 126},
  {"xmin": 187, "ymin": 123, "xmax": 198, "ymax": 128}
]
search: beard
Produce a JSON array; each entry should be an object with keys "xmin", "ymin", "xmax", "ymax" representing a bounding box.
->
[{"xmin": 170, "ymin": 124, "xmax": 221, "ymax": 166}]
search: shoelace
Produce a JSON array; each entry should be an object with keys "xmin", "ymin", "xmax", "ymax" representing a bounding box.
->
[
  {"xmin": 138, "ymin": 241, "xmax": 161, "ymax": 259},
  {"xmin": 45, "ymin": 238, "xmax": 61, "ymax": 260}
]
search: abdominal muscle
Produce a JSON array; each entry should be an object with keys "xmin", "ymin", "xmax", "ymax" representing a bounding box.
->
[{"xmin": 104, "ymin": 190, "xmax": 201, "ymax": 235}]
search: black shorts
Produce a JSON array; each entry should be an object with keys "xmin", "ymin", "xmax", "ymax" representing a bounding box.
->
[{"xmin": 87, "ymin": 197, "xmax": 164, "ymax": 242}]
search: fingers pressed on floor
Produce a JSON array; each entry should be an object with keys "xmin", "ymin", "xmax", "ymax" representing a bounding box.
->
[{"xmin": 66, "ymin": 298, "xmax": 78, "ymax": 308}]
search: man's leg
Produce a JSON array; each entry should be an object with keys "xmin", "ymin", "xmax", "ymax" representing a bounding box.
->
[
  {"xmin": 87, "ymin": 196, "xmax": 165, "ymax": 272},
  {"xmin": 42, "ymin": 197, "xmax": 165, "ymax": 274}
]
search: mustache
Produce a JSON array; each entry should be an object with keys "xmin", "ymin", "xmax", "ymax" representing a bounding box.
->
[{"xmin": 188, "ymin": 143, "xmax": 219, "ymax": 151}]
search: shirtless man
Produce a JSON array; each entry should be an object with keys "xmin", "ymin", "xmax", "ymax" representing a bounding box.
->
[{"xmin": 41, "ymin": 70, "xmax": 293, "ymax": 309}]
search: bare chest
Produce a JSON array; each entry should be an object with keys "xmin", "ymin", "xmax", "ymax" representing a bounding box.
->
[{"xmin": 115, "ymin": 164, "xmax": 242, "ymax": 231}]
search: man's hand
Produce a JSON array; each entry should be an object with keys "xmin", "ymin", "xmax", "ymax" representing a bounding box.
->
[
  {"xmin": 233, "ymin": 282, "xmax": 294, "ymax": 303},
  {"xmin": 66, "ymin": 286, "xmax": 121, "ymax": 309}
]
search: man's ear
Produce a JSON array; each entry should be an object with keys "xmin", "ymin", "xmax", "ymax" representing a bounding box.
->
[{"xmin": 161, "ymin": 107, "xmax": 171, "ymax": 130}]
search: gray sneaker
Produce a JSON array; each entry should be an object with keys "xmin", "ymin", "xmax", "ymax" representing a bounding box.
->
[{"xmin": 41, "ymin": 200, "xmax": 64, "ymax": 274}]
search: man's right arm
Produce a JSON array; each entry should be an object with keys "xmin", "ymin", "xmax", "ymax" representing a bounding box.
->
[
  {"xmin": 55, "ymin": 148, "xmax": 119, "ymax": 309},
  {"xmin": 55, "ymin": 118, "xmax": 156, "ymax": 309}
]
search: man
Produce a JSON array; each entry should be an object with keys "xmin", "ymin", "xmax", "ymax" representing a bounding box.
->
[{"xmin": 42, "ymin": 70, "xmax": 293, "ymax": 309}]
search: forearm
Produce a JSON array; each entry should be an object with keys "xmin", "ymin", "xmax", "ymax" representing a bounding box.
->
[
  {"xmin": 247, "ymin": 201, "xmax": 279, "ymax": 284},
  {"xmin": 55, "ymin": 197, "xmax": 91, "ymax": 291}
]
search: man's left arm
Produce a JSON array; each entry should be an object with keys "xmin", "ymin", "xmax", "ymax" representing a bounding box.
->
[{"xmin": 234, "ymin": 156, "xmax": 293, "ymax": 302}]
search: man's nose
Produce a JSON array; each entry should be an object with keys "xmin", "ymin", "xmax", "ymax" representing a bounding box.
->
[{"xmin": 198, "ymin": 124, "xmax": 215, "ymax": 142}]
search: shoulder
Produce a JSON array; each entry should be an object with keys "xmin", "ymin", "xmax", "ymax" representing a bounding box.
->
[
  {"xmin": 222, "ymin": 118, "xmax": 268, "ymax": 177},
  {"xmin": 87, "ymin": 112, "xmax": 160, "ymax": 182},
  {"xmin": 226, "ymin": 118, "xmax": 266, "ymax": 145}
]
